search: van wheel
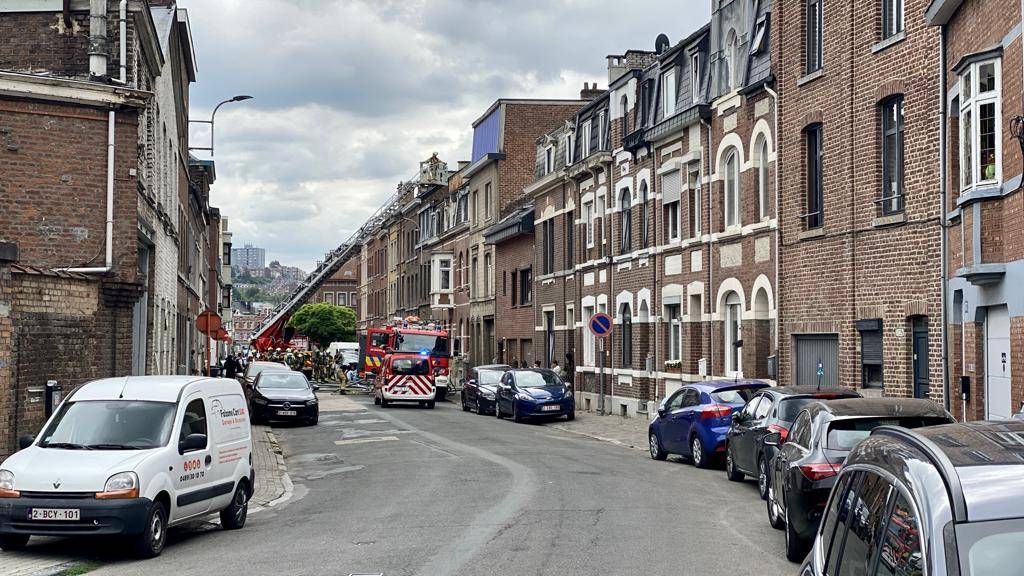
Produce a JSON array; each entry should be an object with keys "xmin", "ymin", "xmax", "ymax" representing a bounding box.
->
[
  {"xmin": 220, "ymin": 484, "xmax": 249, "ymax": 530},
  {"xmin": 380, "ymin": 397, "xmax": 389, "ymax": 408},
  {"xmin": 0, "ymin": 534, "xmax": 29, "ymax": 551},
  {"xmin": 133, "ymin": 500, "xmax": 167, "ymax": 558},
  {"xmin": 374, "ymin": 395, "xmax": 381, "ymax": 406}
]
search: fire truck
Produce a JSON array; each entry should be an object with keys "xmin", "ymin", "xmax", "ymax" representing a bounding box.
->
[{"xmin": 358, "ymin": 317, "xmax": 451, "ymax": 399}]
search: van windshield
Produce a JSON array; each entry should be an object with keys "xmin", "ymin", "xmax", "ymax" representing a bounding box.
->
[{"xmin": 39, "ymin": 401, "xmax": 177, "ymax": 450}]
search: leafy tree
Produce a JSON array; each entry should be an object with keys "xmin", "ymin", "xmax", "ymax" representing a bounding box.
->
[{"xmin": 287, "ymin": 303, "xmax": 357, "ymax": 348}]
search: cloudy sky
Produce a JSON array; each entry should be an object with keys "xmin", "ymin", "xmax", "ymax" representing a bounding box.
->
[{"xmin": 181, "ymin": 0, "xmax": 710, "ymax": 271}]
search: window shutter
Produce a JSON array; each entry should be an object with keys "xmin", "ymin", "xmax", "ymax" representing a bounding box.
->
[
  {"xmin": 861, "ymin": 330, "xmax": 883, "ymax": 366},
  {"xmin": 662, "ymin": 170, "xmax": 682, "ymax": 204}
]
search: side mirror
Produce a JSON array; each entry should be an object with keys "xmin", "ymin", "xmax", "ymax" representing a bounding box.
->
[
  {"xmin": 657, "ymin": 406, "xmax": 666, "ymax": 417},
  {"xmin": 763, "ymin": 432, "xmax": 782, "ymax": 447},
  {"xmin": 312, "ymin": 384, "xmax": 320, "ymax": 391},
  {"xmin": 468, "ymin": 379, "xmax": 477, "ymax": 387},
  {"xmin": 178, "ymin": 433, "xmax": 207, "ymax": 455},
  {"xmin": 18, "ymin": 435, "xmax": 34, "ymax": 450},
  {"xmin": 731, "ymin": 412, "xmax": 743, "ymax": 424}
]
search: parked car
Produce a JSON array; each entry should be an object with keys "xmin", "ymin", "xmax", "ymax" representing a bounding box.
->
[
  {"xmin": 800, "ymin": 420, "xmax": 1024, "ymax": 575},
  {"xmin": 495, "ymin": 369, "xmax": 574, "ymax": 422},
  {"xmin": 648, "ymin": 380, "xmax": 769, "ymax": 468},
  {"xmin": 0, "ymin": 376, "xmax": 253, "ymax": 557},
  {"xmin": 249, "ymin": 370, "xmax": 320, "ymax": 426},
  {"xmin": 725, "ymin": 386, "xmax": 860, "ymax": 500},
  {"xmin": 461, "ymin": 364, "xmax": 511, "ymax": 415},
  {"xmin": 765, "ymin": 398, "xmax": 955, "ymax": 561},
  {"xmin": 241, "ymin": 360, "xmax": 288, "ymax": 390}
]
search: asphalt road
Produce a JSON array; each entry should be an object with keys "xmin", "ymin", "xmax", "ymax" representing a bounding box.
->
[{"xmin": 88, "ymin": 398, "xmax": 795, "ymax": 576}]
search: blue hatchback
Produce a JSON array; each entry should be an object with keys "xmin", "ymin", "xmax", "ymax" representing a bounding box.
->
[{"xmin": 649, "ymin": 380, "xmax": 769, "ymax": 468}]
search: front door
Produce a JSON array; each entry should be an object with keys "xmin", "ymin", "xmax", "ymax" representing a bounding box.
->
[
  {"xmin": 172, "ymin": 394, "xmax": 214, "ymax": 521},
  {"xmin": 986, "ymin": 306, "xmax": 1012, "ymax": 419},
  {"xmin": 912, "ymin": 317, "xmax": 929, "ymax": 399}
]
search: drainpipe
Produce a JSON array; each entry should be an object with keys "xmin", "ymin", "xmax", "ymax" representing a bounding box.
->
[
  {"xmin": 704, "ymin": 117, "xmax": 714, "ymax": 380},
  {"xmin": 88, "ymin": 0, "xmax": 109, "ymax": 79},
  {"xmin": 765, "ymin": 85, "xmax": 780, "ymax": 383},
  {"xmin": 67, "ymin": 111, "xmax": 115, "ymax": 274},
  {"xmin": 119, "ymin": 0, "xmax": 127, "ymax": 84},
  {"xmin": 939, "ymin": 25, "xmax": 951, "ymax": 412}
]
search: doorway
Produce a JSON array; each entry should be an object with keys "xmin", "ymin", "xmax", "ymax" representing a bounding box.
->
[
  {"xmin": 985, "ymin": 306, "xmax": 1012, "ymax": 419},
  {"xmin": 911, "ymin": 317, "xmax": 929, "ymax": 399}
]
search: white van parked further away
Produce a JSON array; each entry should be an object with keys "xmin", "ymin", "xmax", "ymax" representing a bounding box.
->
[{"xmin": 0, "ymin": 376, "xmax": 254, "ymax": 558}]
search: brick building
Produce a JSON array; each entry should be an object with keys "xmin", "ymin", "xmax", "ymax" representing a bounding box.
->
[
  {"xmin": 775, "ymin": 0, "xmax": 943, "ymax": 400},
  {"xmin": 314, "ymin": 257, "xmax": 360, "ymax": 315},
  {"xmin": 927, "ymin": 0, "xmax": 1024, "ymax": 419}
]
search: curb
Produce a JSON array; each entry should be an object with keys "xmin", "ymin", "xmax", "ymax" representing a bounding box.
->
[
  {"xmin": 250, "ymin": 428, "xmax": 294, "ymax": 514},
  {"xmin": 550, "ymin": 424, "xmax": 645, "ymax": 452}
]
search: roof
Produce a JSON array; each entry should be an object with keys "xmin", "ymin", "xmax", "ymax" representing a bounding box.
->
[
  {"xmin": 474, "ymin": 364, "xmax": 512, "ymax": 372},
  {"xmin": 816, "ymin": 398, "xmax": 952, "ymax": 419},
  {"xmin": 919, "ymin": 420, "xmax": 1024, "ymax": 468},
  {"xmin": 924, "ymin": 0, "xmax": 963, "ymax": 26},
  {"xmin": 68, "ymin": 376, "xmax": 223, "ymax": 403},
  {"xmin": 687, "ymin": 379, "xmax": 770, "ymax": 391},
  {"xmin": 483, "ymin": 203, "xmax": 535, "ymax": 245},
  {"xmin": 766, "ymin": 385, "xmax": 860, "ymax": 398}
]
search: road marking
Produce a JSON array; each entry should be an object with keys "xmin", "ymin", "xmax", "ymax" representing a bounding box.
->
[{"xmin": 334, "ymin": 436, "xmax": 399, "ymax": 445}]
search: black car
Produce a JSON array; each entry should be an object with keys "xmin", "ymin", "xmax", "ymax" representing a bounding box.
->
[
  {"xmin": 765, "ymin": 398, "xmax": 955, "ymax": 561},
  {"xmin": 249, "ymin": 370, "xmax": 319, "ymax": 425},
  {"xmin": 801, "ymin": 420, "xmax": 1024, "ymax": 575},
  {"xmin": 461, "ymin": 364, "xmax": 511, "ymax": 415},
  {"xmin": 495, "ymin": 369, "xmax": 574, "ymax": 422},
  {"xmin": 725, "ymin": 386, "xmax": 860, "ymax": 500}
]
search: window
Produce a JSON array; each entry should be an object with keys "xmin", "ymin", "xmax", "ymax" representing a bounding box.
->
[
  {"xmin": 837, "ymin": 473, "xmax": 896, "ymax": 575},
  {"xmin": 484, "ymin": 183, "xmax": 493, "ymax": 220},
  {"xmin": 882, "ymin": 0, "xmax": 904, "ymax": 40},
  {"xmin": 565, "ymin": 211, "xmax": 574, "ymax": 268},
  {"xmin": 598, "ymin": 110, "xmax": 607, "ymax": 149},
  {"xmin": 805, "ymin": 0, "xmax": 823, "ymax": 74},
  {"xmin": 544, "ymin": 145, "xmax": 554, "ymax": 174},
  {"xmin": 325, "ymin": 292, "xmax": 335, "ymax": 305},
  {"xmin": 688, "ymin": 167, "xmax": 701, "ymax": 237},
  {"xmin": 471, "ymin": 191, "xmax": 479, "ymax": 225},
  {"xmin": 338, "ymin": 292, "xmax": 348, "ymax": 306},
  {"xmin": 564, "ymin": 133, "xmax": 574, "ymax": 164},
  {"xmin": 620, "ymin": 189, "xmax": 632, "ymax": 254},
  {"xmin": 581, "ymin": 119, "xmax": 592, "ymax": 158},
  {"xmin": 754, "ymin": 395, "xmax": 772, "ymax": 419},
  {"xmin": 726, "ymin": 31, "xmax": 740, "ymax": 91},
  {"xmin": 805, "ymin": 124, "xmax": 824, "ymax": 229},
  {"xmin": 620, "ymin": 303, "xmax": 632, "ymax": 367},
  {"xmin": 790, "ymin": 411, "xmax": 813, "ymax": 447},
  {"xmin": 439, "ymin": 258, "xmax": 452, "ymax": 291},
  {"xmin": 666, "ymin": 303, "xmax": 681, "ymax": 361},
  {"xmin": 757, "ymin": 137, "xmax": 770, "ymax": 220},
  {"xmin": 178, "ymin": 398, "xmax": 207, "ymax": 451},
  {"xmin": 881, "ymin": 96, "xmax": 905, "ymax": 214},
  {"xmin": 597, "ymin": 196, "xmax": 607, "ymax": 256},
  {"xmin": 583, "ymin": 305, "xmax": 595, "ymax": 365},
  {"xmin": 518, "ymin": 267, "xmax": 532, "ymax": 306},
  {"xmin": 960, "ymin": 59, "xmax": 1001, "ymax": 191},
  {"xmin": 470, "ymin": 256, "xmax": 478, "ymax": 298},
  {"xmin": 620, "ymin": 94, "xmax": 630, "ymax": 134},
  {"xmin": 542, "ymin": 219, "xmax": 555, "ymax": 275},
  {"xmin": 725, "ymin": 292, "xmax": 742, "ymax": 375},
  {"xmin": 723, "ymin": 149, "xmax": 741, "ymax": 228},
  {"xmin": 485, "ymin": 252, "xmax": 493, "ymax": 296},
  {"xmin": 665, "ymin": 201, "xmax": 680, "ymax": 242},
  {"xmin": 640, "ymin": 181, "xmax": 649, "ymax": 248},
  {"xmin": 584, "ymin": 201, "xmax": 595, "ymax": 247},
  {"xmin": 691, "ymin": 53, "xmax": 701, "ymax": 102},
  {"xmin": 662, "ymin": 69, "xmax": 677, "ymax": 116},
  {"xmin": 750, "ymin": 16, "xmax": 770, "ymax": 55},
  {"xmin": 877, "ymin": 493, "xmax": 923, "ymax": 576}
]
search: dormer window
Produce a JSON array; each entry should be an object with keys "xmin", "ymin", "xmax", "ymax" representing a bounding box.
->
[
  {"xmin": 662, "ymin": 69, "xmax": 677, "ymax": 116},
  {"xmin": 564, "ymin": 133, "xmax": 574, "ymax": 164},
  {"xmin": 691, "ymin": 53, "xmax": 701, "ymax": 102},
  {"xmin": 750, "ymin": 16, "xmax": 770, "ymax": 55},
  {"xmin": 959, "ymin": 58, "xmax": 1001, "ymax": 192},
  {"xmin": 544, "ymin": 144, "xmax": 554, "ymax": 174},
  {"xmin": 581, "ymin": 119, "xmax": 592, "ymax": 158}
]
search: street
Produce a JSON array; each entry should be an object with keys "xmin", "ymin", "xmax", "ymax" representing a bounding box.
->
[{"xmin": 66, "ymin": 397, "xmax": 790, "ymax": 576}]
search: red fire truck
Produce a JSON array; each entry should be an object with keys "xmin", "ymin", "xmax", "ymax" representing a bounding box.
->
[{"xmin": 358, "ymin": 318, "xmax": 451, "ymax": 398}]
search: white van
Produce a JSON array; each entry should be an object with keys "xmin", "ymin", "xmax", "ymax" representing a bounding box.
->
[
  {"xmin": 327, "ymin": 341, "xmax": 360, "ymax": 367},
  {"xmin": 0, "ymin": 376, "xmax": 254, "ymax": 558}
]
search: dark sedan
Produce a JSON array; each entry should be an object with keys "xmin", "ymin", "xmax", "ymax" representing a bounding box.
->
[
  {"xmin": 249, "ymin": 370, "xmax": 320, "ymax": 426},
  {"xmin": 495, "ymin": 369, "xmax": 574, "ymax": 422},
  {"xmin": 461, "ymin": 364, "xmax": 511, "ymax": 415},
  {"xmin": 725, "ymin": 386, "xmax": 860, "ymax": 501},
  {"xmin": 766, "ymin": 397, "xmax": 954, "ymax": 562}
]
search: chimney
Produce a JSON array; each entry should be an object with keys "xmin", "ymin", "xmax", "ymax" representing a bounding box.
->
[
  {"xmin": 580, "ymin": 82, "xmax": 603, "ymax": 101},
  {"xmin": 88, "ymin": 0, "xmax": 109, "ymax": 79},
  {"xmin": 607, "ymin": 55, "xmax": 628, "ymax": 84}
]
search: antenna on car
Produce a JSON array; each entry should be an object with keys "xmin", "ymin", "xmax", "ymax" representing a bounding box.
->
[{"xmin": 118, "ymin": 376, "xmax": 129, "ymax": 399}]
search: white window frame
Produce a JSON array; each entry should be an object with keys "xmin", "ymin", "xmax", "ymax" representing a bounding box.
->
[
  {"xmin": 662, "ymin": 68, "xmax": 677, "ymax": 116},
  {"xmin": 666, "ymin": 303, "xmax": 682, "ymax": 361},
  {"xmin": 564, "ymin": 133, "xmax": 574, "ymax": 165},
  {"xmin": 484, "ymin": 182, "xmax": 493, "ymax": 221},
  {"xmin": 688, "ymin": 166, "xmax": 702, "ymax": 238},
  {"xmin": 959, "ymin": 58, "xmax": 1002, "ymax": 193},
  {"xmin": 598, "ymin": 110, "xmax": 607, "ymax": 149},
  {"xmin": 724, "ymin": 293, "xmax": 743, "ymax": 376},
  {"xmin": 584, "ymin": 201, "xmax": 595, "ymax": 248},
  {"xmin": 757, "ymin": 137, "xmax": 770, "ymax": 221},
  {"xmin": 544, "ymin": 144, "xmax": 555, "ymax": 174},
  {"xmin": 690, "ymin": 54, "xmax": 700, "ymax": 102},
  {"xmin": 438, "ymin": 257, "xmax": 452, "ymax": 292},
  {"xmin": 724, "ymin": 149, "xmax": 741, "ymax": 228},
  {"xmin": 583, "ymin": 305, "xmax": 595, "ymax": 365},
  {"xmin": 581, "ymin": 120, "xmax": 592, "ymax": 158},
  {"xmin": 666, "ymin": 200, "xmax": 681, "ymax": 243}
]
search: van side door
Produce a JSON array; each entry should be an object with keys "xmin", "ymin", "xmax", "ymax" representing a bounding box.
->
[
  {"xmin": 206, "ymin": 392, "xmax": 251, "ymax": 511},
  {"xmin": 171, "ymin": 394, "xmax": 215, "ymax": 521}
]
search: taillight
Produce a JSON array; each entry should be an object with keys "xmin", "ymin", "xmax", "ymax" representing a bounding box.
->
[
  {"xmin": 799, "ymin": 463, "xmax": 838, "ymax": 482},
  {"xmin": 700, "ymin": 404, "xmax": 733, "ymax": 420},
  {"xmin": 768, "ymin": 423, "xmax": 789, "ymax": 442}
]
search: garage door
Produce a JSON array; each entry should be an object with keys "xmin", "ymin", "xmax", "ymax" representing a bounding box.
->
[
  {"xmin": 986, "ymin": 306, "xmax": 1012, "ymax": 420},
  {"xmin": 794, "ymin": 334, "xmax": 839, "ymax": 388}
]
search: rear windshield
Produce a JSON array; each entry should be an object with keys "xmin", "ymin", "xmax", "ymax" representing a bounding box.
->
[
  {"xmin": 778, "ymin": 395, "xmax": 857, "ymax": 421},
  {"xmin": 826, "ymin": 416, "xmax": 953, "ymax": 450},
  {"xmin": 392, "ymin": 357, "xmax": 430, "ymax": 375},
  {"xmin": 711, "ymin": 388, "xmax": 762, "ymax": 405}
]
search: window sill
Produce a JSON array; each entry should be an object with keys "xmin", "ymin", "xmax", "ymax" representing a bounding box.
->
[
  {"xmin": 872, "ymin": 212, "xmax": 906, "ymax": 228},
  {"xmin": 797, "ymin": 69, "xmax": 824, "ymax": 87},
  {"xmin": 798, "ymin": 227, "xmax": 825, "ymax": 241},
  {"xmin": 871, "ymin": 31, "xmax": 906, "ymax": 54}
]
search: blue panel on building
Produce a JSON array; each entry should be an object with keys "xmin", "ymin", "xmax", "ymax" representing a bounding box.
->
[{"xmin": 471, "ymin": 107, "xmax": 501, "ymax": 162}]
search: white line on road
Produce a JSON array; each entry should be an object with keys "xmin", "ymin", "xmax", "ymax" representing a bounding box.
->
[{"xmin": 334, "ymin": 436, "xmax": 400, "ymax": 445}]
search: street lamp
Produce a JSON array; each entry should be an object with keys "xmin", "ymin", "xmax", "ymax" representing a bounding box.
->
[{"xmin": 189, "ymin": 95, "xmax": 253, "ymax": 156}]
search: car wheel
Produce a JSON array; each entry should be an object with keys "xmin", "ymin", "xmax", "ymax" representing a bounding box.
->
[
  {"xmin": 426, "ymin": 401, "xmax": 436, "ymax": 409},
  {"xmin": 725, "ymin": 448, "xmax": 744, "ymax": 481},
  {"xmin": 461, "ymin": 394, "xmax": 470, "ymax": 412},
  {"xmin": 133, "ymin": 500, "xmax": 168, "ymax": 558},
  {"xmin": 649, "ymin": 431, "xmax": 668, "ymax": 461},
  {"xmin": 0, "ymin": 534, "xmax": 29, "ymax": 551},
  {"xmin": 220, "ymin": 483, "xmax": 249, "ymax": 530},
  {"xmin": 767, "ymin": 486, "xmax": 785, "ymax": 530},
  {"xmin": 785, "ymin": 506, "xmax": 808, "ymax": 562},
  {"xmin": 476, "ymin": 401, "xmax": 485, "ymax": 415},
  {"xmin": 307, "ymin": 412, "xmax": 319, "ymax": 426},
  {"xmin": 691, "ymin": 436, "xmax": 709, "ymax": 469},
  {"xmin": 495, "ymin": 401, "xmax": 503, "ymax": 419},
  {"xmin": 512, "ymin": 402, "xmax": 522, "ymax": 423},
  {"xmin": 758, "ymin": 456, "xmax": 770, "ymax": 501},
  {"xmin": 566, "ymin": 409, "xmax": 575, "ymax": 421}
]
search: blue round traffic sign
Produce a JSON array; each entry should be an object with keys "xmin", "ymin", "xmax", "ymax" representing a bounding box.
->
[{"xmin": 589, "ymin": 313, "xmax": 613, "ymax": 338}]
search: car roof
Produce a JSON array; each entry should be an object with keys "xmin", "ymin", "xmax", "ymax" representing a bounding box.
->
[
  {"xmin": 765, "ymin": 385, "xmax": 860, "ymax": 398},
  {"xmin": 687, "ymin": 379, "xmax": 770, "ymax": 392},
  {"xmin": 475, "ymin": 364, "xmax": 512, "ymax": 372},
  {"xmin": 810, "ymin": 397, "xmax": 951, "ymax": 419},
  {"xmin": 510, "ymin": 368, "xmax": 555, "ymax": 374},
  {"xmin": 252, "ymin": 361, "xmax": 286, "ymax": 367},
  {"xmin": 68, "ymin": 376, "xmax": 235, "ymax": 403}
]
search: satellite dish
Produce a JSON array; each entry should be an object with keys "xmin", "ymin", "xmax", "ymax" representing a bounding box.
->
[{"xmin": 655, "ymin": 33, "xmax": 670, "ymax": 54}]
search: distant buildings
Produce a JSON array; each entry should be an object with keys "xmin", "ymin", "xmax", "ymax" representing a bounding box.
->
[{"xmin": 233, "ymin": 243, "xmax": 267, "ymax": 269}]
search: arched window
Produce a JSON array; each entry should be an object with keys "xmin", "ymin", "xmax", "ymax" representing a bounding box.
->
[
  {"xmin": 640, "ymin": 181, "xmax": 649, "ymax": 248},
  {"xmin": 620, "ymin": 189, "xmax": 632, "ymax": 254},
  {"xmin": 724, "ymin": 29, "xmax": 739, "ymax": 91},
  {"xmin": 620, "ymin": 303, "xmax": 633, "ymax": 367},
  {"xmin": 724, "ymin": 291, "xmax": 743, "ymax": 375},
  {"xmin": 620, "ymin": 94, "xmax": 630, "ymax": 134},
  {"xmin": 756, "ymin": 136, "xmax": 770, "ymax": 220},
  {"xmin": 723, "ymin": 149, "xmax": 741, "ymax": 228}
]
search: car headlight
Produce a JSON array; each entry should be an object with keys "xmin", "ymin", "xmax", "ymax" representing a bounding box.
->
[
  {"xmin": 481, "ymin": 391, "xmax": 495, "ymax": 400},
  {"xmin": 516, "ymin": 392, "xmax": 532, "ymax": 401},
  {"xmin": 253, "ymin": 397, "xmax": 268, "ymax": 405},
  {"xmin": 564, "ymin": 388, "xmax": 574, "ymax": 398},
  {"xmin": 0, "ymin": 470, "xmax": 17, "ymax": 498},
  {"xmin": 307, "ymin": 398, "xmax": 318, "ymax": 405},
  {"xmin": 96, "ymin": 471, "xmax": 139, "ymax": 499}
]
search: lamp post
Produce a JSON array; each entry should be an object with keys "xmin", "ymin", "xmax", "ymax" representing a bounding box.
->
[{"xmin": 189, "ymin": 95, "xmax": 253, "ymax": 157}]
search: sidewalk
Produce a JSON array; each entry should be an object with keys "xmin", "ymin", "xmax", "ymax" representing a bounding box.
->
[
  {"xmin": 551, "ymin": 409, "xmax": 650, "ymax": 452},
  {"xmin": 249, "ymin": 424, "xmax": 292, "ymax": 511}
]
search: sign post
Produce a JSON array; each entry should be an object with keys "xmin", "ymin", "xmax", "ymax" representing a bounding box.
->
[{"xmin": 588, "ymin": 313, "xmax": 613, "ymax": 416}]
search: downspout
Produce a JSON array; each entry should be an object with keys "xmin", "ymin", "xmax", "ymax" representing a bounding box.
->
[
  {"xmin": 765, "ymin": 84, "xmax": 780, "ymax": 382},
  {"xmin": 939, "ymin": 25, "xmax": 951, "ymax": 412},
  {"xmin": 68, "ymin": 113, "xmax": 116, "ymax": 274},
  {"xmin": 704, "ymin": 117, "xmax": 714, "ymax": 379}
]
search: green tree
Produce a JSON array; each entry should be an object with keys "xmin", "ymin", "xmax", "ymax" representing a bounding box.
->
[{"xmin": 287, "ymin": 303, "xmax": 357, "ymax": 348}]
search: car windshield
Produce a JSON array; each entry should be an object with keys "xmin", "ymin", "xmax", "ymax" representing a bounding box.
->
[
  {"xmin": 478, "ymin": 370, "xmax": 505, "ymax": 385},
  {"xmin": 257, "ymin": 372, "xmax": 309, "ymax": 390},
  {"xmin": 393, "ymin": 357, "xmax": 430, "ymax": 375},
  {"xmin": 826, "ymin": 416, "xmax": 953, "ymax": 450},
  {"xmin": 711, "ymin": 387, "xmax": 762, "ymax": 404},
  {"xmin": 957, "ymin": 518, "xmax": 1024, "ymax": 575},
  {"xmin": 396, "ymin": 333, "xmax": 449, "ymax": 356},
  {"xmin": 39, "ymin": 401, "xmax": 177, "ymax": 450},
  {"xmin": 515, "ymin": 371, "xmax": 562, "ymax": 388},
  {"xmin": 250, "ymin": 363, "xmax": 283, "ymax": 378}
]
